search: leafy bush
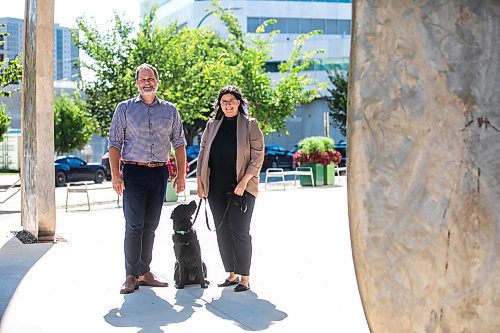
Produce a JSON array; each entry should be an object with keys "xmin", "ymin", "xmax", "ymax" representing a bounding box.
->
[
  {"xmin": 0, "ymin": 104, "xmax": 10, "ymax": 140},
  {"xmin": 293, "ymin": 136, "xmax": 342, "ymax": 166}
]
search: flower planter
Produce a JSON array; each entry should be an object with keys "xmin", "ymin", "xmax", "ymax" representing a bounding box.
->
[
  {"xmin": 299, "ymin": 163, "xmax": 325, "ymax": 186},
  {"xmin": 323, "ymin": 163, "xmax": 335, "ymax": 185},
  {"xmin": 165, "ymin": 181, "xmax": 178, "ymax": 202}
]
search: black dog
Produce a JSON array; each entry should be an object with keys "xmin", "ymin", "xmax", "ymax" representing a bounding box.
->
[{"xmin": 171, "ymin": 200, "xmax": 209, "ymax": 289}]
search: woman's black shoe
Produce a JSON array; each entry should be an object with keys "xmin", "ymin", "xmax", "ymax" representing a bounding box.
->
[
  {"xmin": 218, "ymin": 277, "xmax": 240, "ymax": 287},
  {"xmin": 234, "ymin": 283, "xmax": 250, "ymax": 292}
]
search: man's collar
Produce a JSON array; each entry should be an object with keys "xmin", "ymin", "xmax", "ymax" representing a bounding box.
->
[{"xmin": 134, "ymin": 94, "xmax": 160, "ymax": 106}]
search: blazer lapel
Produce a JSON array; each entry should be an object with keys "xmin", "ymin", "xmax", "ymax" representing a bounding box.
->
[{"xmin": 236, "ymin": 114, "xmax": 247, "ymax": 181}]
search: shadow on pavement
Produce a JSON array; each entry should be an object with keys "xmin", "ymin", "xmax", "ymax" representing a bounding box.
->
[
  {"xmin": 104, "ymin": 287, "xmax": 205, "ymax": 332},
  {"xmin": 0, "ymin": 237, "xmax": 53, "ymax": 322},
  {"xmin": 205, "ymin": 288, "xmax": 288, "ymax": 331}
]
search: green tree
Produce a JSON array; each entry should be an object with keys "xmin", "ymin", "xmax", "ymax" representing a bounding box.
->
[
  {"xmin": 211, "ymin": 0, "xmax": 326, "ymax": 135},
  {"xmin": 74, "ymin": 14, "xmax": 136, "ymax": 136},
  {"xmin": 54, "ymin": 92, "xmax": 97, "ymax": 155},
  {"xmin": 326, "ymin": 69, "xmax": 348, "ymax": 137},
  {"xmin": 0, "ymin": 103, "xmax": 10, "ymax": 139},
  {"xmin": 0, "ymin": 24, "xmax": 23, "ymax": 97},
  {"xmin": 75, "ymin": 2, "xmax": 325, "ymax": 142},
  {"xmin": 129, "ymin": 9, "xmax": 239, "ymax": 144}
]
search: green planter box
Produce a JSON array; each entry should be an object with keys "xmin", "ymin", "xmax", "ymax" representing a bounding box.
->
[
  {"xmin": 299, "ymin": 163, "xmax": 325, "ymax": 186},
  {"xmin": 323, "ymin": 163, "xmax": 335, "ymax": 185},
  {"xmin": 165, "ymin": 181, "xmax": 178, "ymax": 202}
]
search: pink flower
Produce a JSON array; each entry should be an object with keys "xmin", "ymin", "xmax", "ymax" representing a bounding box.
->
[
  {"xmin": 166, "ymin": 155, "xmax": 190, "ymax": 181},
  {"xmin": 293, "ymin": 149, "xmax": 342, "ymax": 166}
]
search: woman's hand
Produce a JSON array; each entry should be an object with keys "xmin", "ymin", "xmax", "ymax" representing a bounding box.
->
[
  {"xmin": 234, "ymin": 179, "xmax": 249, "ymax": 196},
  {"xmin": 197, "ymin": 177, "xmax": 206, "ymax": 198}
]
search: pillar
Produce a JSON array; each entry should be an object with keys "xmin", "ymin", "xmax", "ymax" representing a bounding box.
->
[
  {"xmin": 348, "ymin": 1, "xmax": 499, "ymax": 332},
  {"xmin": 21, "ymin": 0, "xmax": 56, "ymax": 242}
]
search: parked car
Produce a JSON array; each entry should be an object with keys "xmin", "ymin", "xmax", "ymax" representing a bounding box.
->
[
  {"xmin": 334, "ymin": 140, "xmax": 347, "ymax": 167},
  {"xmin": 54, "ymin": 156, "xmax": 106, "ymax": 187},
  {"xmin": 101, "ymin": 151, "xmax": 111, "ymax": 180},
  {"xmin": 263, "ymin": 145, "xmax": 294, "ymax": 170}
]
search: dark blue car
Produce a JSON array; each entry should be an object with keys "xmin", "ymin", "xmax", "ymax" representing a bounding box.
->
[
  {"xmin": 334, "ymin": 141, "xmax": 347, "ymax": 167},
  {"xmin": 55, "ymin": 156, "xmax": 106, "ymax": 187},
  {"xmin": 263, "ymin": 145, "xmax": 294, "ymax": 170}
]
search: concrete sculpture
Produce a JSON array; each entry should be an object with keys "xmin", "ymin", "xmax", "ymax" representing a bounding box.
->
[{"xmin": 348, "ymin": 1, "xmax": 499, "ymax": 332}]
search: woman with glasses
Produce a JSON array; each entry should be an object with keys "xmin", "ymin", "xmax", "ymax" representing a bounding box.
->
[{"xmin": 196, "ymin": 85, "xmax": 264, "ymax": 292}]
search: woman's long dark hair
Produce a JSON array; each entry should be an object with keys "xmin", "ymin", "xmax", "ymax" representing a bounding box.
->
[{"xmin": 213, "ymin": 85, "xmax": 249, "ymax": 120}]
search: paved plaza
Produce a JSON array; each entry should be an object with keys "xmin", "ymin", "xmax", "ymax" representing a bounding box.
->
[{"xmin": 0, "ymin": 175, "xmax": 369, "ymax": 333}]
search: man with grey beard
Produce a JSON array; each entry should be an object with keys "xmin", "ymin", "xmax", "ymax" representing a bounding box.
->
[{"xmin": 108, "ymin": 63, "xmax": 187, "ymax": 294}]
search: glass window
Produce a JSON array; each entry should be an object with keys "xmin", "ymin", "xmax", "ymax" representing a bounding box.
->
[
  {"xmin": 68, "ymin": 157, "xmax": 85, "ymax": 167},
  {"xmin": 265, "ymin": 61, "xmax": 280, "ymax": 72},
  {"xmin": 339, "ymin": 19, "xmax": 351, "ymax": 35},
  {"xmin": 300, "ymin": 19, "xmax": 313, "ymax": 33},
  {"xmin": 311, "ymin": 19, "xmax": 326, "ymax": 32},
  {"xmin": 270, "ymin": 18, "xmax": 286, "ymax": 32},
  {"xmin": 325, "ymin": 19, "xmax": 338, "ymax": 34},
  {"xmin": 247, "ymin": 17, "xmax": 261, "ymax": 33},
  {"xmin": 287, "ymin": 18, "xmax": 300, "ymax": 34},
  {"xmin": 248, "ymin": 17, "xmax": 351, "ymax": 35}
]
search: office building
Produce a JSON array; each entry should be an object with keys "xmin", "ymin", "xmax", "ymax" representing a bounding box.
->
[
  {"xmin": 0, "ymin": 17, "xmax": 80, "ymax": 81},
  {"xmin": 140, "ymin": 0, "xmax": 351, "ymax": 148}
]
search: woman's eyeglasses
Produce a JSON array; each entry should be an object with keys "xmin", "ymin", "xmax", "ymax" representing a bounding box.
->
[{"xmin": 221, "ymin": 99, "xmax": 238, "ymax": 107}]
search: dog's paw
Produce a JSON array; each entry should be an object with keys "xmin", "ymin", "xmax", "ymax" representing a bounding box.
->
[{"xmin": 175, "ymin": 284, "xmax": 185, "ymax": 289}]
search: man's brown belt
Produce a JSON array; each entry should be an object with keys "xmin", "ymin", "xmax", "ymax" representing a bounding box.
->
[{"xmin": 122, "ymin": 161, "xmax": 167, "ymax": 168}]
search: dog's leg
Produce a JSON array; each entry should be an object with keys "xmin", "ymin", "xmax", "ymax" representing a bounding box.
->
[
  {"xmin": 176, "ymin": 260, "xmax": 186, "ymax": 289},
  {"xmin": 202, "ymin": 262, "xmax": 210, "ymax": 285},
  {"xmin": 195, "ymin": 248, "xmax": 208, "ymax": 288}
]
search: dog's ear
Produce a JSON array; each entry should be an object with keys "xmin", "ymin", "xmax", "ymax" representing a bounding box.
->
[{"xmin": 188, "ymin": 200, "xmax": 197, "ymax": 210}]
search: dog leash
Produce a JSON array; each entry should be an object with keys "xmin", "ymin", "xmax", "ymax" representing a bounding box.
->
[{"xmin": 192, "ymin": 198, "xmax": 231, "ymax": 232}]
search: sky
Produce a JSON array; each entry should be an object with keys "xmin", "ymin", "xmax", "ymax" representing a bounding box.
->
[{"xmin": 1, "ymin": 0, "xmax": 140, "ymax": 29}]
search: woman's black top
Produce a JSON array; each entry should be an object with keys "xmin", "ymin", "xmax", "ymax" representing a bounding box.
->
[{"xmin": 209, "ymin": 115, "xmax": 237, "ymax": 192}]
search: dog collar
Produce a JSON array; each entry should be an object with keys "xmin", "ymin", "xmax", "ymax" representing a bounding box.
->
[{"xmin": 175, "ymin": 230, "xmax": 192, "ymax": 235}]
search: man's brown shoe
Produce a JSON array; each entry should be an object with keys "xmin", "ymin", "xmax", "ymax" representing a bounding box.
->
[
  {"xmin": 120, "ymin": 275, "xmax": 139, "ymax": 294},
  {"xmin": 138, "ymin": 271, "xmax": 169, "ymax": 287}
]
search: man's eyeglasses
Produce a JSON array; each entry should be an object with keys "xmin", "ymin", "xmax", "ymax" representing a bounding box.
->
[{"xmin": 221, "ymin": 99, "xmax": 238, "ymax": 107}]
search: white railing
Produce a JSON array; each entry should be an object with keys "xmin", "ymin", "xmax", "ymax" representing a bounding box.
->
[{"xmin": 187, "ymin": 157, "xmax": 198, "ymax": 178}]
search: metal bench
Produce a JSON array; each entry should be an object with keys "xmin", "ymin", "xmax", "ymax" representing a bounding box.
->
[
  {"xmin": 0, "ymin": 178, "xmax": 21, "ymax": 204},
  {"xmin": 334, "ymin": 165, "xmax": 347, "ymax": 185},
  {"xmin": 264, "ymin": 167, "xmax": 315, "ymax": 190},
  {"xmin": 65, "ymin": 182, "xmax": 120, "ymax": 211}
]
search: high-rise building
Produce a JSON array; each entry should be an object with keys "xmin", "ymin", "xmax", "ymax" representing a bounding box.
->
[
  {"xmin": 140, "ymin": 0, "xmax": 351, "ymax": 147},
  {"xmin": 0, "ymin": 17, "xmax": 80, "ymax": 81}
]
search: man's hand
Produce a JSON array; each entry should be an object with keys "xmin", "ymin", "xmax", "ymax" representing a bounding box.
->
[
  {"xmin": 112, "ymin": 173, "xmax": 125, "ymax": 196},
  {"xmin": 174, "ymin": 176, "xmax": 185, "ymax": 194},
  {"xmin": 109, "ymin": 147, "xmax": 124, "ymax": 195}
]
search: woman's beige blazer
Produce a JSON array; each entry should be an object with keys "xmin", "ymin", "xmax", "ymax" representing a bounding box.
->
[{"xmin": 196, "ymin": 113, "xmax": 265, "ymax": 197}]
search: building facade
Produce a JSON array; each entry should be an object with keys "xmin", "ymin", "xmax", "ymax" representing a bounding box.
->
[
  {"xmin": 0, "ymin": 17, "xmax": 80, "ymax": 81},
  {"xmin": 140, "ymin": 0, "xmax": 351, "ymax": 149}
]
